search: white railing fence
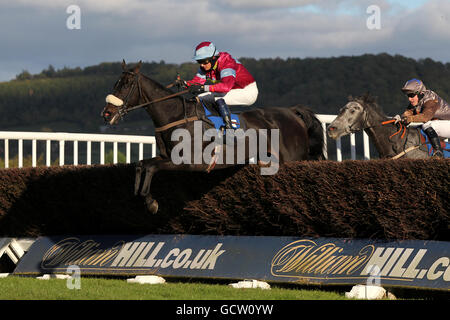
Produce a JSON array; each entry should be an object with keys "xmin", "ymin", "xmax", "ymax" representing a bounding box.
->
[
  {"xmin": 0, "ymin": 114, "xmax": 372, "ymax": 168},
  {"xmin": 0, "ymin": 132, "xmax": 156, "ymax": 168}
]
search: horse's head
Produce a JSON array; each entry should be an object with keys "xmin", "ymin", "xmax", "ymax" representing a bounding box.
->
[
  {"xmin": 327, "ymin": 96, "xmax": 369, "ymax": 139},
  {"xmin": 101, "ymin": 60, "xmax": 143, "ymax": 125}
]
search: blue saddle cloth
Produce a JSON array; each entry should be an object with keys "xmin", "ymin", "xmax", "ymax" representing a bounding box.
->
[
  {"xmin": 419, "ymin": 129, "xmax": 450, "ymax": 158},
  {"xmin": 202, "ymin": 103, "xmax": 241, "ymax": 131}
]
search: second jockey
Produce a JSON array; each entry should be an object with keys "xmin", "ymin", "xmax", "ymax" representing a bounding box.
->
[
  {"xmin": 398, "ymin": 78, "xmax": 450, "ymax": 158},
  {"xmin": 186, "ymin": 41, "xmax": 258, "ymax": 129}
]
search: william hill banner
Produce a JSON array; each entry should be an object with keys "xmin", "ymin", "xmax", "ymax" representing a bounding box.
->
[{"xmin": 13, "ymin": 235, "xmax": 449, "ymax": 291}]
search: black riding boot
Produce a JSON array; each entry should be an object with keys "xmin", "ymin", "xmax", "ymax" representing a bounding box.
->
[
  {"xmin": 424, "ymin": 127, "xmax": 444, "ymax": 158},
  {"xmin": 215, "ymin": 98, "xmax": 233, "ymax": 129}
]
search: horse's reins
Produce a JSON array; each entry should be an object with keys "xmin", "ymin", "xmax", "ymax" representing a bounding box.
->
[
  {"xmin": 350, "ymin": 108, "xmax": 420, "ymax": 159},
  {"xmin": 116, "ymin": 72, "xmax": 189, "ymax": 114},
  {"xmin": 381, "ymin": 119, "xmax": 407, "ymax": 139},
  {"xmin": 124, "ymin": 89, "xmax": 189, "ymax": 113},
  {"xmin": 351, "ymin": 107, "xmax": 408, "ymax": 140},
  {"xmin": 381, "ymin": 119, "xmax": 436, "ymax": 158}
]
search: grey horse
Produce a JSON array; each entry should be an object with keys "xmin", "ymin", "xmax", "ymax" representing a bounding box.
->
[{"xmin": 327, "ymin": 94, "xmax": 437, "ymax": 159}]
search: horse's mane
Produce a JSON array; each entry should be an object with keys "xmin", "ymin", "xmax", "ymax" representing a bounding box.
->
[
  {"xmin": 124, "ymin": 62, "xmax": 176, "ymax": 95},
  {"xmin": 139, "ymin": 72, "xmax": 172, "ymax": 93},
  {"xmin": 348, "ymin": 93, "xmax": 388, "ymax": 118},
  {"xmin": 137, "ymin": 70, "xmax": 193, "ymax": 105}
]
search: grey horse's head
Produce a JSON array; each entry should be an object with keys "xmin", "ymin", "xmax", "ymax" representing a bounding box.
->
[{"xmin": 327, "ymin": 96, "xmax": 369, "ymax": 139}]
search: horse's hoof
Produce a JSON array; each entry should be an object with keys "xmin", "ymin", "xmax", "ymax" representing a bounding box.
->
[{"xmin": 145, "ymin": 198, "xmax": 159, "ymax": 214}]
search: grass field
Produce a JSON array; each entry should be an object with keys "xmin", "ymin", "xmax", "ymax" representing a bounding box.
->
[{"xmin": 0, "ymin": 276, "xmax": 349, "ymax": 300}]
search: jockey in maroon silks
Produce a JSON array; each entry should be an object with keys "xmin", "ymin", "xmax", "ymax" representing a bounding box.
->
[{"xmin": 186, "ymin": 41, "xmax": 258, "ymax": 129}]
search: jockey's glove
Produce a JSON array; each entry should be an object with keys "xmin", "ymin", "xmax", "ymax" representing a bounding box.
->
[
  {"xmin": 177, "ymin": 79, "xmax": 188, "ymax": 88},
  {"xmin": 401, "ymin": 116, "xmax": 410, "ymax": 124},
  {"xmin": 188, "ymin": 84, "xmax": 205, "ymax": 94},
  {"xmin": 394, "ymin": 114, "xmax": 409, "ymax": 124}
]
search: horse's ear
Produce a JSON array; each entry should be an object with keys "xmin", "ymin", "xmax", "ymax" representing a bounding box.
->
[
  {"xmin": 122, "ymin": 59, "xmax": 127, "ymax": 71},
  {"xmin": 348, "ymin": 95, "xmax": 353, "ymax": 101},
  {"xmin": 134, "ymin": 60, "xmax": 142, "ymax": 73},
  {"xmin": 363, "ymin": 92, "xmax": 374, "ymax": 103}
]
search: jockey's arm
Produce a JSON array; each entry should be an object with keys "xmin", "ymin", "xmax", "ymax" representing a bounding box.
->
[
  {"xmin": 402, "ymin": 109, "xmax": 414, "ymax": 117},
  {"xmin": 205, "ymin": 73, "xmax": 236, "ymax": 93},
  {"xmin": 187, "ymin": 69, "xmax": 207, "ymax": 86},
  {"xmin": 404, "ymin": 100, "xmax": 440, "ymax": 123}
]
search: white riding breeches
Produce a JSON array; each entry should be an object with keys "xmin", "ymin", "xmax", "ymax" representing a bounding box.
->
[
  {"xmin": 422, "ymin": 120, "xmax": 450, "ymax": 138},
  {"xmin": 199, "ymin": 82, "xmax": 258, "ymax": 106}
]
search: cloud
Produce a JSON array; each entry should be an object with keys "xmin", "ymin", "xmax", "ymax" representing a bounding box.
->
[
  {"xmin": 216, "ymin": 0, "xmax": 317, "ymax": 10},
  {"xmin": 0, "ymin": 0, "xmax": 449, "ymax": 82}
]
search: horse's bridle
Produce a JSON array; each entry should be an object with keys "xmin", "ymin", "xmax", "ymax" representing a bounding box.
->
[
  {"xmin": 347, "ymin": 102, "xmax": 398, "ymax": 134},
  {"xmin": 106, "ymin": 71, "xmax": 194, "ymax": 130},
  {"xmin": 112, "ymin": 71, "xmax": 148, "ymax": 120},
  {"xmin": 347, "ymin": 103, "xmax": 370, "ymax": 133}
]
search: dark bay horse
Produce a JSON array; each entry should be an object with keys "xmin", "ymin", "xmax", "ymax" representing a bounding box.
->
[
  {"xmin": 327, "ymin": 94, "xmax": 444, "ymax": 159},
  {"xmin": 102, "ymin": 61, "xmax": 325, "ymax": 213}
]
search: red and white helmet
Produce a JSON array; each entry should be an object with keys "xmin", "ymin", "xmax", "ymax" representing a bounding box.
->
[{"xmin": 193, "ymin": 41, "xmax": 218, "ymax": 61}]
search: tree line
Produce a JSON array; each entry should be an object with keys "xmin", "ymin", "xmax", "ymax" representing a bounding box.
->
[{"xmin": 1, "ymin": 53, "xmax": 450, "ymax": 134}]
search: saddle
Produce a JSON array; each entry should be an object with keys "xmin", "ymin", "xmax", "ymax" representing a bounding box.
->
[
  {"xmin": 200, "ymin": 100, "xmax": 243, "ymax": 131},
  {"xmin": 419, "ymin": 129, "xmax": 450, "ymax": 157}
]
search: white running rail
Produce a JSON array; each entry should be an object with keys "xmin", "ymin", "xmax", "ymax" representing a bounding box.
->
[
  {"xmin": 0, "ymin": 114, "xmax": 371, "ymax": 168},
  {"xmin": 0, "ymin": 131, "xmax": 156, "ymax": 168}
]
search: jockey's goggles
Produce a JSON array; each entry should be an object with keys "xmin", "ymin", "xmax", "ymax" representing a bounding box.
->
[
  {"xmin": 406, "ymin": 93, "xmax": 417, "ymax": 98},
  {"xmin": 197, "ymin": 59, "xmax": 211, "ymax": 65}
]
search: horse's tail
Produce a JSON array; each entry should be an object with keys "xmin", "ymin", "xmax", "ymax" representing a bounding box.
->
[{"xmin": 290, "ymin": 105, "xmax": 325, "ymax": 160}]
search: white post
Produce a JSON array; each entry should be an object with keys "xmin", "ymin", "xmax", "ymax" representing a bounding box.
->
[
  {"xmin": 350, "ymin": 133, "xmax": 356, "ymax": 160},
  {"xmin": 139, "ymin": 143, "xmax": 144, "ymax": 161},
  {"xmin": 73, "ymin": 140, "xmax": 78, "ymax": 165},
  {"xmin": 18, "ymin": 139, "xmax": 23, "ymax": 168},
  {"xmin": 322, "ymin": 122, "xmax": 328, "ymax": 160},
  {"xmin": 100, "ymin": 141, "xmax": 105, "ymax": 165},
  {"xmin": 46, "ymin": 140, "xmax": 51, "ymax": 166},
  {"xmin": 126, "ymin": 142, "xmax": 131, "ymax": 163},
  {"xmin": 59, "ymin": 140, "xmax": 65, "ymax": 166},
  {"xmin": 336, "ymin": 138, "xmax": 342, "ymax": 162},
  {"xmin": 113, "ymin": 142, "xmax": 118, "ymax": 164},
  {"xmin": 363, "ymin": 131, "xmax": 370, "ymax": 160},
  {"xmin": 87, "ymin": 141, "xmax": 91, "ymax": 165},
  {"xmin": 152, "ymin": 143, "xmax": 157, "ymax": 158},
  {"xmin": 4, "ymin": 139, "xmax": 9, "ymax": 168},
  {"xmin": 32, "ymin": 139, "xmax": 37, "ymax": 167}
]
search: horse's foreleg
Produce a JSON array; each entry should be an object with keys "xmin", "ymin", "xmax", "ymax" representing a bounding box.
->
[
  {"xmin": 133, "ymin": 158, "xmax": 165, "ymax": 214},
  {"xmin": 136, "ymin": 147, "xmax": 246, "ymax": 213},
  {"xmin": 137, "ymin": 158, "xmax": 213, "ymax": 214},
  {"xmin": 135, "ymin": 157, "xmax": 161, "ymax": 196},
  {"xmin": 134, "ymin": 165, "xmax": 143, "ymax": 196},
  {"xmin": 140, "ymin": 166, "xmax": 156, "ymax": 197}
]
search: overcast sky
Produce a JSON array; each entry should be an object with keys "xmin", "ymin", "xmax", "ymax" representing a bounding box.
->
[{"xmin": 0, "ymin": 0, "xmax": 448, "ymax": 82}]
